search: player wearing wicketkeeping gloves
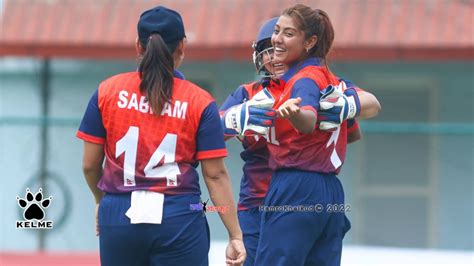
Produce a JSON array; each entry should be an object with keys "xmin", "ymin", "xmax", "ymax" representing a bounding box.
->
[
  {"xmin": 221, "ymin": 87, "xmax": 277, "ymax": 136},
  {"xmin": 219, "ymin": 18, "xmax": 284, "ymax": 266},
  {"xmin": 77, "ymin": 6, "xmax": 245, "ymax": 266},
  {"xmin": 254, "ymin": 5, "xmax": 381, "ymax": 266}
]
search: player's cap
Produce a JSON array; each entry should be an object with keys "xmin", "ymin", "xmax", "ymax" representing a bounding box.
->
[
  {"xmin": 254, "ymin": 17, "xmax": 278, "ymax": 53},
  {"xmin": 137, "ymin": 6, "xmax": 185, "ymax": 44}
]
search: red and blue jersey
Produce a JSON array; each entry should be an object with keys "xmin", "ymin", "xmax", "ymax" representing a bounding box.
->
[
  {"xmin": 220, "ymin": 79, "xmax": 282, "ymax": 210},
  {"xmin": 269, "ymin": 57, "xmax": 351, "ymax": 174},
  {"xmin": 77, "ymin": 70, "xmax": 227, "ymax": 195}
]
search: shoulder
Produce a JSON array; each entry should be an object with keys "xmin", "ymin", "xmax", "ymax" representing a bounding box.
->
[
  {"xmin": 241, "ymin": 81, "xmax": 263, "ymax": 98},
  {"xmin": 174, "ymin": 78, "xmax": 215, "ymax": 104},
  {"xmin": 289, "ymin": 66, "xmax": 338, "ymax": 89},
  {"xmin": 98, "ymin": 72, "xmax": 139, "ymax": 95},
  {"xmin": 293, "ymin": 65, "xmax": 326, "ymax": 80},
  {"xmin": 100, "ymin": 72, "xmax": 139, "ymax": 87}
]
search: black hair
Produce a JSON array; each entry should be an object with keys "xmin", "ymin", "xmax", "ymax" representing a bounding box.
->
[{"xmin": 138, "ymin": 33, "xmax": 180, "ymax": 114}]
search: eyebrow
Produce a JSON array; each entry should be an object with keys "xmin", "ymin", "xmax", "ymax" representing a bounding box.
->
[{"xmin": 275, "ymin": 24, "xmax": 297, "ymax": 32}]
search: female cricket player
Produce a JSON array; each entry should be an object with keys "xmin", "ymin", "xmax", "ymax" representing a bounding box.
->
[
  {"xmin": 77, "ymin": 6, "xmax": 245, "ymax": 266},
  {"xmin": 220, "ymin": 16, "xmax": 371, "ymax": 266},
  {"xmin": 254, "ymin": 4, "xmax": 381, "ymax": 266}
]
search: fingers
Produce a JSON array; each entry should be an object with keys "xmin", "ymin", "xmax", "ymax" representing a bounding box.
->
[
  {"xmin": 318, "ymin": 106, "xmax": 343, "ymax": 116},
  {"xmin": 248, "ymin": 106, "xmax": 276, "ymax": 117},
  {"xmin": 290, "ymin": 97, "xmax": 302, "ymax": 105},
  {"xmin": 225, "ymin": 239, "xmax": 246, "ymax": 266},
  {"xmin": 318, "ymin": 110, "xmax": 343, "ymax": 124},
  {"xmin": 226, "ymin": 260, "xmax": 243, "ymax": 265},
  {"xmin": 339, "ymin": 80, "xmax": 347, "ymax": 91},
  {"xmin": 276, "ymin": 97, "xmax": 301, "ymax": 118},
  {"xmin": 276, "ymin": 107, "xmax": 288, "ymax": 118},
  {"xmin": 321, "ymin": 85, "xmax": 336, "ymax": 97},
  {"xmin": 225, "ymin": 259, "xmax": 242, "ymax": 265},
  {"xmin": 319, "ymin": 100, "xmax": 336, "ymax": 110},
  {"xmin": 225, "ymin": 254, "xmax": 245, "ymax": 265},
  {"xmin": 321, "ymin": 85, "xmax": 343, "ymax": 100},
  {"xmin": 235, "ymin": 252, "xmax": 246, "ymax": 264},
  {"xmin": 319, "ymin": 121, "xmax": 339, "ymax": 131},
  {"xmin": 247, "ymin": 115, "xmax": 274, "ymax": 127},
  {"xmin": 277, "ymin": 105, "xmax": 300, "ymax": 118}
]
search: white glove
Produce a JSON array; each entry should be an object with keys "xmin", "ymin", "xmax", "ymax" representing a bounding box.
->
[
  {"xmin": 222, "ymin": 88, "xmax": 275, "ymax": 136},
  {"xmin": 318, "ymin": 81, "xmax": 360, "ymax": 131}
]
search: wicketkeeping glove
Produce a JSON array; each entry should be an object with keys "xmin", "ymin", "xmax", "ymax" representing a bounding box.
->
[
  {"xmin": 318, "ymin": 81, "xmax": 361, "ymax": 131},
  {"xmin": 221, "ymin": 88, "xmax": 276, "ymax": 136}
]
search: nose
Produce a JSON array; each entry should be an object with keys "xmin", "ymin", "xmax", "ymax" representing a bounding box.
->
[{"xmin": 272, "ymin": 32, "xmax": 282, "ymax": 46}]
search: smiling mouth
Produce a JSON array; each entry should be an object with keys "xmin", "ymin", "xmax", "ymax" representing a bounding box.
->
[{"xmin": 274, "ymin": 47, "xmax": 286, "ymax": 53}]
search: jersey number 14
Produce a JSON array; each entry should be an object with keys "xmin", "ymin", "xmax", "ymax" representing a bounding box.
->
[{"xmin": 115, "ymin": 126, "xmax": 181, "ymax": 187}]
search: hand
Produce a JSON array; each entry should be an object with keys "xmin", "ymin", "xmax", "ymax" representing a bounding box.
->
[
  {"xmin": 222, "ymin": 88, "xmax": 275, "ymax": 136},
  {"xmin": 318, "ymin": 81, "xmax": 360, "ymax": 131},
  {"xmin": 277, "ymin": 97, "xmax": 301, "ymax": 118},
  {"xmin": 95, "ymin": 203, "xmax": 100, "ymax": 236},
  {"xmin": 225, "ymin": 238, "xmax": 246, "ymax": 265}
]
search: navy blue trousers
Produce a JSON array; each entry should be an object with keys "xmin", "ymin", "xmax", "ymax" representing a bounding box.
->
[
  {"xmin": 255, "ymin": 169, "xmax": 351, "ymax": 266},
  {"xmin": 99, "ymin": 193, "xmax": 210, "ymax": 266}
]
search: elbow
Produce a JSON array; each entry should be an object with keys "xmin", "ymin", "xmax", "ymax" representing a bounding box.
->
[
  {"xmin": 201, "ymin": 158, "xmax": 230, "ymax": 183},
  {"xmin": 82, "ymin": 162, "xmax": 101, "ymax": 176},
  {"xmin": 298, "ymin": 124, "xmax": 315, "ymax": 134},
  {"xmin": 369, "ymin": 100, "xmax": 382, "ymax": 118},
  {"xmin": 372, "ymin": 99, "xmax": 382, "ymax": 116},
  {"xmin": 363, "ymin": 102, "xmax": 381, "ymax": 119},
  {"xmin": 359, "ymin": 93, "xmax": 382, "ymax": 119},
  {"xmin": 203, "ymin": 168, "xmax": 228, "ymax": 181}
]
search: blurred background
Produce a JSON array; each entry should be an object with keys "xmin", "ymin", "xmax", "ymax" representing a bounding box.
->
[{"xmin": 1, "ymin": 0, "xmax": 473, "ymax": 265}]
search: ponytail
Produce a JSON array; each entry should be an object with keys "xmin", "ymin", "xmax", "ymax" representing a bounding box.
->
[
  {"xmin": 312, "ymin": 9, "xmax": 334, "ymax": 65},
  {"xmin": 138, "ymin": 33, "xmax": 179, "ymax": 114}
]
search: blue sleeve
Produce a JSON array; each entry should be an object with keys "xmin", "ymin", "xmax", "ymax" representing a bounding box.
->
[
  {"xmin": 78, "ymin": 89, "xmax": 106, "ymax": 138},
  {"xmin": 219, "ymin": 86, "xmax": 250, "ymax": 112},
  {"xmin": 196, "ymin": 102, "xmax": 227, "ymax": 158},
  {"xmin": 290, "ymin": 78, "xmax": 321, "ymax": 110}
]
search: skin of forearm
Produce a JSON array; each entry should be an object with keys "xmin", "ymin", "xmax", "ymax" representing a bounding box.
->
[
  {"xmin": 83, "ymin": 167, "xmax": 104, "ymax": 204},
  {"xmin": 203, "ymin": 169, "xmax": 242, "ymax": 240},
  {"xmin": 82, "ymin": 142, "xmax": 105, "ymax": 204},
  {"xmin": 357, "ymin": 91, "xmax": 381, "ymax": 119},
  {"xmin": 288, "ymin": 109, "xmax": 317, "ymax": 134}
]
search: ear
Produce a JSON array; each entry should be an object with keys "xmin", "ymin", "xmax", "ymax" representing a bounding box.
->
[
  {"xmin": 173, "ymin": 38, "xmax": 186, "ymax": 68},
  {"xmin": 305, "ymin": 35, "xmax": 318, "ymax": 51},
  {"xmin": 135, "ymin": 37, "xmax": 144, "ymax": 55},
  {"xmin": 176, "ymin": 38, "xmax": 186, "ymax": 58}
]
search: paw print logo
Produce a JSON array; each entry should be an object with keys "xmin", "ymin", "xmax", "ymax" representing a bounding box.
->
[{"xmin": 16, "ymin": 188, "xmax": 52, "ymax": 220}]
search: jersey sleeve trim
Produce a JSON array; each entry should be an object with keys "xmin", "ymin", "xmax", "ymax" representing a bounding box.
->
[
  {"xmin": 76, "ymin": 130, "xmax": 105, "ymax": 144},
  {"xmin": 196, "ymin": 148, "xmax": 228, "ymax": 160}
]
